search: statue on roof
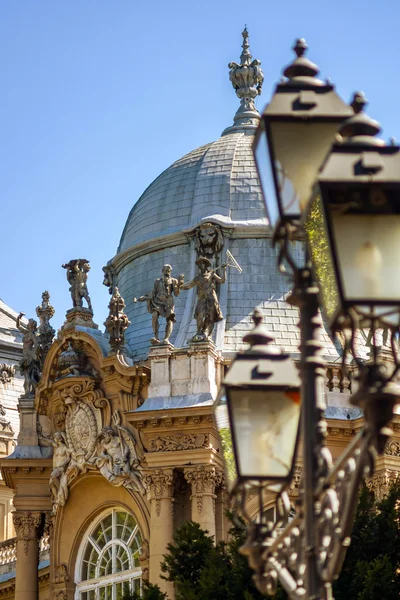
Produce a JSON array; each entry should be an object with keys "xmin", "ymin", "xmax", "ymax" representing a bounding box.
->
[
  {"xmin": 180, "ymin": 256, "xmax": 227, "ymax": 341},
  {"xmin": 62, "ymin": 259, "xmax": 93, "ymax": 311},
  {"xmin": 134, "ymin": 264, "xmax": 184, "ymax": 345},
  {"xmin": 104, "ymin": 287, "xmax": 130, "ymax": 355},
  {"xmin": 16, "ymin": 313, "xmax": 41, "ymax": 396}
]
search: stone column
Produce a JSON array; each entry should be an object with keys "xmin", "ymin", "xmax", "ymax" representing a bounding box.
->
[
  {"xmin": 184, "ymin": 465, "xmax": 223, "ymax": 541},
  {"xmin": 13, "ymin": 511, "xmax": 43, "ymax": 600},
  {"xmin": 145, "ymin": 469, "xmax": 175, "ymax": 599}
]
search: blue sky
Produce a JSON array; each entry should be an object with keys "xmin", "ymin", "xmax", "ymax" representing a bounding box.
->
[{"xmin": 1, "ymin": 1, "xmax": 399, "ymax": 330}]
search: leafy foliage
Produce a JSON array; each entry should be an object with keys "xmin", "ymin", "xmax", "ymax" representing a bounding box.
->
[
  {"xmin": 160, "ymin": 520, "xmax": 268, "ymax": 600},
  {"xmin": 333, "ymin": 481, "xmax": 400, "ymax": 600}
]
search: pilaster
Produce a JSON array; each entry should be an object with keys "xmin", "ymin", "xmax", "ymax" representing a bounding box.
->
[
  {"xmin": 145, "ymin": 468, "xmax": 175, "ymax": 599},
  {"xmin": 13, "ymin": 510, "xmax": 43, "ymax": 600}
]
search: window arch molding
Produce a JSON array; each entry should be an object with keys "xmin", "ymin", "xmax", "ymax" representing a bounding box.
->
[{"xmin": 74, "ymin": 506, "xmax": 143, "ymax": 600}]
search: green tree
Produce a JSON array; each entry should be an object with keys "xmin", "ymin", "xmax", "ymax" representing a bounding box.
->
[
  {"xmin": 160, "ymin": 520, "xmax": 269, "ymax": 600},
  {"xmin": 333, "ymin": 481, "xmax": 400, "ymax": 600}
]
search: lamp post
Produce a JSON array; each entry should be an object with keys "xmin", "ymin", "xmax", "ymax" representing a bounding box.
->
[{"xmin": 218, "ymin": 40, "xmax": 400, "ymax": 600}]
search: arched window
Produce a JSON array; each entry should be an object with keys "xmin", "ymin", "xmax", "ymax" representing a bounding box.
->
[{"xmin": 76, "ymin": 509, "xmax": 142, "ymax": 600}]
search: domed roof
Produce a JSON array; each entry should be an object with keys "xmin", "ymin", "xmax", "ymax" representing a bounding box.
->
[
  {"xmin": 108, "ymin": 30, "xmax": 340, "ymax": 363},
  {"xmin": 118, "ymin": 130, "xmax": 267, "ymax": 254}
]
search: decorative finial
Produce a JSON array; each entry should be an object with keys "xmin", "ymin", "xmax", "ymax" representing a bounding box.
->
[
  {"xmin": 283, "ymin": 38, "xmax": 321, "ymax": 82},
  {"xmin": 36, "ymin": 290, "xmax": 55, "ymax": 361},
  {"xmin": 222, "ymin": 28, "xmax": 264, "ymax": 136},
  {"xmin": 243, "ymin": 309, "xmax": 275, "ymax": 348},
  {"xmin": 104, "ymin": 287, "xmax": 131, "ymax": 355},
  {"xmin": 251, "ymin": 308, "xmax": 263, "ymax": 327},
  {"xmin": 339, "ymin": 91, "xmax": 383, "ymax": 144},
  {"xmin": 350, "ymin": 91, "xmax": 368, "ymax": 114}
]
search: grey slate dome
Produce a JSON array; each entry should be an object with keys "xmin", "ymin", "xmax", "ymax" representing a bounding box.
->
[
  {"xmin": 109, "ymin": 30, "xmax": 339, "ymax": 362},
  {"xmin": 118, "ymin": 131, "xmax": 267, "ymax": 254}
]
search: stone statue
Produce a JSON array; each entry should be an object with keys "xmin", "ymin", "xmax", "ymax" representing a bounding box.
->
[
  {"xmin": 194, "ymin": 222, "xmax": 224, "ymax": 260},
  {"xmin": 96, "ymin": 417, "xmax": 145, "ymax": 494},
  {"xmin": 181, "ymin": 256, "xmax": 227, "ymax": 341},
  {"xmin": 135, "ymin": 264, "xmax": 184, "ymax": 345},
  {"xmin": 36, "ymin": 291, "xmax": 55, "ymax": 361},
  {"xmin": 62, "ymin": 259, "xmax": 92, "ymax": 311},
  {"xmin": 102, "ymin": 264, "xmax": 116, "ymax": 295},
  {"xmin": 104, "ymin": 288, "xmax": 130, "ymax": 355},
  {"xmin": 40, "ymin": 431, "xmax": 72, "ymax": 510},
  {"xmin": 16, "ymin": 313, "xmax": 41, "ymax": 396}
]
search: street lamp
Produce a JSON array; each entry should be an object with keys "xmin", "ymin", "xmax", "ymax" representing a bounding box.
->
[
  {"xmin": 306, "ymin": 92, "xmax": 400, "ymax": 330},
  {"xmin": 225, "ymin": 39, "xmax": 400, "ymax": 600},
  {"xmin": 214, "ymin": 310, "xmax": 301, "ymax": 493},
  {"xmin": 254, "ymin": 38, "xmax": 352, "ymax": 231}
]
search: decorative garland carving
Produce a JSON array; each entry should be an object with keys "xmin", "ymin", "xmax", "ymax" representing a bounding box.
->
[
  {"xmin": 0, "ymin": 364, "xmax": 15, "ymax": 384},
  {"xmin": 12, "ymin": 511, "xmax": 42, "ymax": 556},
  {"xmin": 145, "ymin": 469, "xmax": 174, "ymax": 517},
  {"xmin": 149, "ymin": 433, "xmax": 209, "ymax": 452}
]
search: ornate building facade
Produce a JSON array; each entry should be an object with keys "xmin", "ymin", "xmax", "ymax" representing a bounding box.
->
[{"xmin": 0, "ymin": 30, "xmax": 399, "ymax": 600}]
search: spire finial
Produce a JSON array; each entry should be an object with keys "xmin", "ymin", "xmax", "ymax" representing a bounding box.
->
[
  {"xmin": 339, "ymin": 91, "xmax": 383, "ymax": 145},
  {"xmin": 222, "ymin": 27, "xmax": 264, "ymax": 136},
  {"xmin": 283, "ymin": 38, "xmax": 320, "ymax": 82}
]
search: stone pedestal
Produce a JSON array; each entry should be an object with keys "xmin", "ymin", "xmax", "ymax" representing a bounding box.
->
[
  {"xmin": 17, "ymin": 396, "xmax": 38, "ymax": 446},
  {"xmin": 13, "ymin": 511, "xmax": 42, "ymax": 600},
  {"xmin": 62, "ymin": 307, "xmax": 98, "ymax": 331},
  {"xmin": 187, "ymin": 340, "xmax": 219, "ymax": 398},
  {"xmin": 144, "ymin": 339, "xmax": 221, "ymax": 407},
  {"xmin": 184, "ymin": 466, "xmax": 223, "ymax": 541},
  {"xmin": 147, "ymin": 345, "xmax": 174, "ymax": 398},
  {"xmin": 145, "ymin": 469, "xmax": 175, "ymax": 599}
]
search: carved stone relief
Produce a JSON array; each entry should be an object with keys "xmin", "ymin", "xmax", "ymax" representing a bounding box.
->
[
  {"xmin": 41, "ymin": 379, "xmax": 145, "ymax": 513},
  {"xmin": 385, "ymin": 440, "xmax": 400, "ymax": 457},
  {"xmin": 149, "ymin": 433, "xmax": 209, "ymax": 452},
  {"xmin": 0, "ymin": 363, "xmax": 15, "ymax": 384},
  {"xmin": 194, "ymin": 222, "xmax": 224, "ymax": 261}
]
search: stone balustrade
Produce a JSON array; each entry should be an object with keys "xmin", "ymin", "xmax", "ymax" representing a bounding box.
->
[{"xmin": 0, "ymin": 534, "xmax": 50, "ymax": 575}]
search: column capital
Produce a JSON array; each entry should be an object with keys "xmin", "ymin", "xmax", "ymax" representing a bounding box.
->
[
  {"xmin": 184, "ymin": 465, "xmax": 224, "ymax": 513},
  {"xmin": 144, "ymin": 469, "xmax": 174, "ymax": 516},
  {"xmin": 12, "ymin": 511, "xmax": 42, "ymax": 555}
]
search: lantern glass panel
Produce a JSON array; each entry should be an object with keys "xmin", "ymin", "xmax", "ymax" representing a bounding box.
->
[
  {"xmin": 305, "ymin": 193, "xmax": 340, "ymax": 321},
  {"xmin": 214, "ymin": 393, "xmax": 237, "ymax": 490},
  {"xmin": 331, "ymin": 213, "xmax": 400, "ymax": 303},
  {"xmin": 254, "ymin": 125, "xmax": 280, "ymax": 228},
  {"xmin": 269, "ymin": 121, "xmax": 340, "ymax": 217},
  {"xmin": 229, "ymin": 388, "xmax": 300, "ymax": 480}
]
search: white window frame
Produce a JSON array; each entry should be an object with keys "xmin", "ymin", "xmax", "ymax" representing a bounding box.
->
[{"xmin": 75, "ymin": 508, "xmax": 142, "ymax": 600}]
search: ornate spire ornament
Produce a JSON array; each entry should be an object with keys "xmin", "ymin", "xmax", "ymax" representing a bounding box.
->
[
  {"xmin": 104, "ymin": 287, "xmax": 131, "ymax": 355},
  {"xmin": 223, "ymin": 27, "xmax": 264, "ymax": 135},
  {"xmin": 36, "ymin": 290, "xmax": 55, "ymax": 362}
]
